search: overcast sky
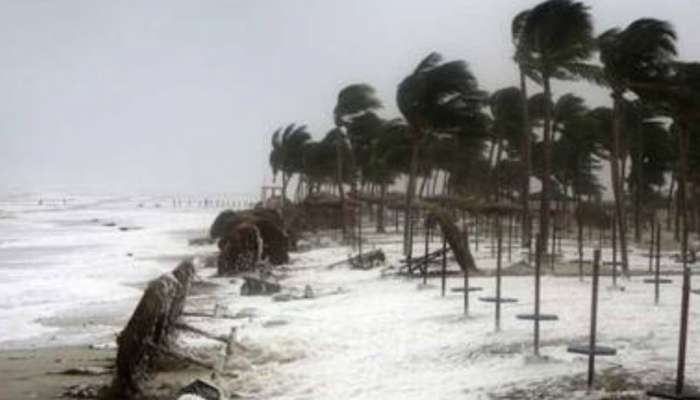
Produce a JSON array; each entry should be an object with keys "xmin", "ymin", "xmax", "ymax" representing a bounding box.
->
[{"xmin": 1, "ymin": 0, "xmax": 699, "ymax": 196}]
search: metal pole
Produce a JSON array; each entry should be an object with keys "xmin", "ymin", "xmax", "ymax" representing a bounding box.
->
[{"xmin": 588, "ymin": 248, "xmax": 602, "ymax": 390}]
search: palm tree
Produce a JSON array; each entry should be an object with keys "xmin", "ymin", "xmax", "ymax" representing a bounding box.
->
[
  {"xmin": 269, "ymin": 123, "xmax": 312, "ymax": 211},
  {"xmin": 489, "ymin": 87, "xmax": 524, "ymax": 199},
  {"xmin": 333, "ymin": 84, "xmax": 382, "ymax": 236},
  {"xmin": 512, "ymin": 8, "xmax": 539, "ymax": 245},
  {"xmin": 396, "ymin": 52, "xmax": 485, "ymax": 255},
  {"xmin": 520, "ymin": 0, "xmax": 595, "ymax": 258},
  {"xmin": 598, "ymin": 18, "xmax": 677, "ymax": 276}
]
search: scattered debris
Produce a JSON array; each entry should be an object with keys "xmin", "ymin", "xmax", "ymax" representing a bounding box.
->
[
  {"xmin": 240, "ymin": 275, "xmax": 281, "ymax": 296},
  {"xmin": 177, "ymin": 379, "xmax": 224, "ymax": 400}
]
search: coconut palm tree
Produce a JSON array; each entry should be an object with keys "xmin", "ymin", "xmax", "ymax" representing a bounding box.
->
[
  {"xmin": 269, "ymin": 123, "xmax": 312, "ymax": 210},
  {"xmin": 489, "ymin": 87, "xmax": 524, "ymax": 199},
  {"xmin": 520, "ymin": 0, "xmax": 596, "ymax": 258},
  {"xmin": 598, "ymin": 18, "xmax": 677, "ymax": 275},
  {"xmin": 333, "ymin": 84, "xmax": 382, "ymax": 236},
  {"xmin": 396, "ymin": 52, "xmax": 485, "ymax": 255},
  {"xmin": 511, "ymin": 8, "xmax": 540, "ymax": 244}
]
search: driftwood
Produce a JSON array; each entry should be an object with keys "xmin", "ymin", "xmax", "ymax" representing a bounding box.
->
[
  {"xmin": 110, "ymin": 261, "xmax": 195, "ymax": 397},
  {"xmin": 427, "ymin": 207, "xmax": 478, "ymax": 272},
  {"xmin": 174, "ymin": 322, "xmax": 249, "ymax": 352},
  {"xmin": 326, "ymin": 249, "xmax": 386, "ymax": 270},
  {"xmin": 399, "ymin": 248, "xmax": 449, "ymax": 275}
]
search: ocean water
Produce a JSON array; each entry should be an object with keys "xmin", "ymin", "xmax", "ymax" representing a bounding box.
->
[{"xmin": 0, "ymin": 192, "xmax": 252, "ymax": 348}]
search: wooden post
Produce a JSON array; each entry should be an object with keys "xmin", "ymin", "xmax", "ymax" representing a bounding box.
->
[
  {"xmin": 441, "ymin": 233, "xmax": 447, "ymax": 297},
  {"xmin": 475, "ymin": 215, "xmax": 480, "ymax": 252},
  {"xmin": 655, "ymin": 222, "xmax": 661, "ymax": 305},
  {"xmin": 496, "ymin": 220, "xmax": 503, "ymax": 332},
  {"xmin": 423, "ymin": 220, "xmax": 430, "ymax": 285},
  {"xmin": 587, "ymin": 248, "xmax": 602, "ymax": 390},
  {"xmin": 462, "ymin": 212, "xmax": 470, "ymax": 315},
  {"xmin": 675, "ymin": 258, "xmax": 691, "ymax": 395},
  {"xmin": 358, "ymin": 203, "xmax": 363, "ymax": 269},
  {"xmin": 508, "ymin": 214, "xmax": 513, "ymax": 263},
  {"xmin": 612, "ymin": 214, "xmax": 617, "ymax": 287},
  {"xmin": 649, "ymin": 218, "xmax": 655, "ymax": 273},
  {"xmin": 534, "ymin": 233, "xmax": 542, "ymax": 355}
]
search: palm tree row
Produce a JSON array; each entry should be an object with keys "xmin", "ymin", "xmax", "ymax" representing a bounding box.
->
[{"xmin": 269, "ymin": 0, "xmax": 699, "ymax": 272}]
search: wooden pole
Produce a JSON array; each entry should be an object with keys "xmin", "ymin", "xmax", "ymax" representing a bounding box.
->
[
  {"xmin": 508, "ymin": 214, "xmax": 513, "ymax": 262},
  {"xmin": 496, "ymin": 220, "xmax": 503, "ymax": 332},
  {"xmin": 423, "ymin": 220, "xmax": 429, "ymax": 285},
  {"xmin": 441, "ymin": 232, "xmax": 447, "ymax": 297},
  {"xmin": 649, "ymin": 218, "xmax": 655, "ymax": 273},
  {"xmin": 587, "ymin": 248, "xmax": 602, "ymax": 390},
  {"xmin": 534, "ymin": 232, "xmax": 542, "ymax": 355},
  {"xmin": 612, "ymin": 214, "xmax": 617, "ymax": 287},
  {"xmin": 655, "ymin": 222, "xmax": 661, "ymax": 305}
]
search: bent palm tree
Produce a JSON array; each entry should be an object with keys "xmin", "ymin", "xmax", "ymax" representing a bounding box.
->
[
  {"xmin": 333, "ymin": 84, "xmax": 382, "ymax": 237},
  {"xmin": 598, "ymin": 18, "xmax": 677, "ymax": 276},
  {"xmin": 397, "ymin": 52, "xmax": 485, "ymax": 255},
  {"xmin": 521, "ymin": 0, "xmax": 595, "ymax": 257},
  {"xmin": 269, "ymin": 124, "xmax": 312, "ymax": 211}
]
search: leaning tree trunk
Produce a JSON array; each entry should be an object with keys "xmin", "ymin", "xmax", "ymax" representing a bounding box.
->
[
  {"xmin": 403, "ymin": 138, "xmax": 421, "ymax": 255},
  {"xmin": 611, "ymin": 93, "xmax": 630, "ymax": 276},
  {"xmin": 427, "ymin": 206, "xmax": 478, "ymax": 272},
  {"xmin": 519, "ymin": 66, "xmax": 532, "ymax": 248},
  {"xmin": 539, "ymin": 75, "xmax": 553, "ymax": 258}
]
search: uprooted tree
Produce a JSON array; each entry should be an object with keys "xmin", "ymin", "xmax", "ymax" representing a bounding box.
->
[
  {"xmin": 426, "ymin": 205, "xmax": 478, "ymax": 272},
  {"xmin": 109, "ymin": 260, "xmax": 195, "ymax": 397}
]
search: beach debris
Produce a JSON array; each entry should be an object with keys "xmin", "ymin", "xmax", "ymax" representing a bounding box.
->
[
  {"xmin": 177, "ymin": 379, "xmax": 224, "ymax": 400},
  {"xmin": 217, "ymin": 222, "xmax": 262, "ymax": 275},
  {"xmin": 109, "ymin": 261, "xmax": 196, "ymax": 397},
  {"xmin": 426, "ymin": 206, "xmax": 478, "ymax": 272},
  {"xmin": 189, "ymin": 237, "xmax": 216, "ymax": 246},
  {"xmin": 326, "ymin": 249, "xmax": 386, "ymax": 270},
  {"xmin": 62, "ymin": 383, "xmax": 102, "ymax": 399},
  {"xmin": 240, "ymin": 274, "xmax": 281, "ymax": 296},
  {"xmin": 210, "ymin": 208, "xmax": 290, "ymax": 268},
  {"xmin": 58, "ymin": 366, "xmax": 111, "ymax": 376}
]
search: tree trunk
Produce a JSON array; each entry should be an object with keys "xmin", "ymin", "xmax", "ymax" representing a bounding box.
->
[
  {"xmin": 667, "ymin": 173, "xmax": 675, "ymax": 231},
  {"xmin": 634, "ymin": 119, "xmax": 643, "ymax": 243},
  {"xmin": 678, "ymin": 120, "xmax": 689, "ymax": 263},
  {"xmin": 610, "ymin": 93, "xmax": 630, "ymax": 276},
  {"xmin": 539, "ymin": 75, "xmax": 553, "ymax": 259},
  {"xmin": 519, "ymin": 66, "xmax": 532, "ymax": 248},
  {"xmin": 403, "ymin": 139, "xmax": 421, "ymax": 255},
  {"xmin": 335, "ymin": 133, "xmax": 347, "ymax": 237},
  {"xmin": 377, "ymin": 184, "xmax": 386, "ymax": 233}
]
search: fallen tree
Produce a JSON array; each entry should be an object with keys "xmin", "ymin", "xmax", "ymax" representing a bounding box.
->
[
  {"xmin": 109, "ymin": 261, "xmax": 196, "ymax": 397},
  {"xmin": 426, "ymin": 206, "xmax": 478, "ymax": 272}
]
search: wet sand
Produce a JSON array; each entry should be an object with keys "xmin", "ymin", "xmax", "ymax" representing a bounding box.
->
[{"xmin": 0, "ymin": 345, "xmax": 114, "ymax": 400}]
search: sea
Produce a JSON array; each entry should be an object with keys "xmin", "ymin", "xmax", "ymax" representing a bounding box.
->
[{"xmin": 0, "ymin": 192, "xmax": 254, "ymax": 349}]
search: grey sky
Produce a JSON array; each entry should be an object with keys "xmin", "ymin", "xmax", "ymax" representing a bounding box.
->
[{"xmin": 1, "ymin": 0, "xmax": 699, "ymax": 196}]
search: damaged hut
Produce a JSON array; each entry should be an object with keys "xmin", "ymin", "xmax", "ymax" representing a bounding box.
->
[{"xmin": 210, "ymin": 208, "xmax": 290, "ymax": 275}]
